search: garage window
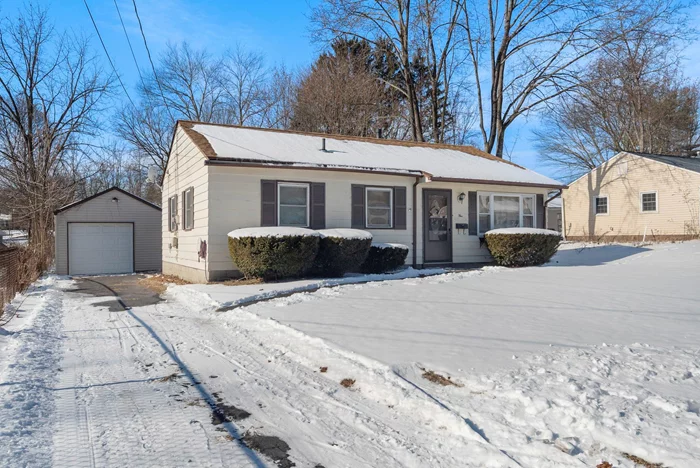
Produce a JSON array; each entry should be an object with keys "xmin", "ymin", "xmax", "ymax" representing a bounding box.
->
[
  {"xmin": 168, "ymin": 195, "xmax": 178, "ymax": 231},
  {"xmin": 182, "ymin": 187, "xmax": 194, "ymax": 230}
]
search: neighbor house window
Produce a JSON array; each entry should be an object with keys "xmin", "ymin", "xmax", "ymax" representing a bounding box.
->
[
  {"xmin": 365, "ymin": 187, "xmax": 393, "ymax": 228},
  {"xmin": 277, "ymin": 183, "xmax": 309, "ymax": 227},
  {"xmin": 641, "ymin": 191, "xmax": 657, "ymax": 213},
  {"xmin": 595, "ymin": 196, "xmax": 608, "ymax": 215},
  {"xmin": 477, "ymin": 193, "xmax": 537, "ymax": 235},
  {"xmin": 168, "ymin": 195, "xmax": 178, "ymax": 231},
  {"xmin": 182, "ymin": 187, "xmax": 194, "ymax": 230}
]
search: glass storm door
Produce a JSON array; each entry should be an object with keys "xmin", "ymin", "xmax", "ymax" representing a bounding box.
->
[{"xmin": 423, "ymin": 189, "xmax": 452, "ymax": 263}]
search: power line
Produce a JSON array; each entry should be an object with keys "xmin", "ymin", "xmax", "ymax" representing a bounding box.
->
[
  {"xmin": 113, "ymin": 0, "xmax": 144, "ymax": 85},
  {"xmin": 83, "ymin": 0, "xmax": 136, "ymax": 108},
  {"xmin": 131, "ymin": 0, "xmax": 176, "ymax": 122}
]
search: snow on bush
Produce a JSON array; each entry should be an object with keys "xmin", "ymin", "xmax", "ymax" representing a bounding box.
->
[
  {"xmin": 228, "ymin": 228, "xmax": 320, "ymax": 280},
  {"xmin": 486, "ymin": 227, "xmax": 560, "ymax": 236},
  {"xmin": 360, "ymin": 243, "xmax": 409, "ymax": 274},
  {"xmin": 312, "ymin": 229, "xmax": 373, "ymax": 278},
  {"xmin": 485, "ymin": 229, "xmax": 561, "ymax": 267},
  {"xmin": 317, "ymin": 229, "xmax": 372, "ymax": 240},
  {"xmin": 228, "ymin": 227, "xmax": 321, "ymax": 239}
]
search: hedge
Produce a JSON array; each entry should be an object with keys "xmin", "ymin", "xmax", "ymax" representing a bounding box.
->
[
  {"xmin": 485, "ymin": 228, "xmax": 561, "ymax": 267},
  {"xmin": 228, "ymin": 227, "xmax": 320, "ymax": 280},
  {"xmin": 311, "ymin": 229, "xmax": 372, "ymax": 277},
  {"xmin": 360, "ymin": 243, "xmax": 409, "ymax": 274}
]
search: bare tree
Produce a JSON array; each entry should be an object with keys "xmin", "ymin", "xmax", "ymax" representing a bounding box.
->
[
  {"xmin": 262, "ymin": 65, "xmax": 300, "ymax": 129},
  {"xmin": 457, "ymin": 0, "xmax": 688, "ymax": 157},
  {"xmin": 536, "ymin": 28, "xmax": 699, "ymax": 181},
  {"xmin": 0, "ymin": 5, "xmax": 111, "ymax": 253},
  {"xmin": 312, "ymin": 0, "xmax": 429, "ymax": 141},
  {"xmin": 221, "ymin": 45, "xmax": 271, "ymax": 126}
]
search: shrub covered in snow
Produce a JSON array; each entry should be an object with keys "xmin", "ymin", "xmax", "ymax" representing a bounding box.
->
[
  {"xmin": 360, "ymin": 243, "xmax": 409, "ymax": 274},
  {"xmin": 311, "ymin": 229, "xmax": 373, "ymax": 277},
  {"xmin": 228, "ymin": 227, "xmax": 320, "ymax": 280},
  {"xmin": 485, "ymin": 228, "xmax": 561, "ymax": 267}
]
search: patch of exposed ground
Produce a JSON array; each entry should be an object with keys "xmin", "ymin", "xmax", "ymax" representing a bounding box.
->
[
  {"xmin": 243, "ymin": 432, "xmax": 295, "ymax": 468},
  {"xmin": 421, "ymin": 368, "xmax": 463, "ymax": 387},
  {"xmin": 219, "ymin": 277, "xmax": 264, "ymax": 286},
  {"xmin": 140, "ymin": 274, "xmax": 190, "ymax": 294},
  {"xmin": 340, "ymin": 378, "xmax": 355, "ymax": 388},
  {"xmin": 621, "ymin": 453, "xmax": 664, "ymax": 467}
]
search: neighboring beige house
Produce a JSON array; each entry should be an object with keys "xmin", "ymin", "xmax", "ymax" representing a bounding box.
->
[
  {"xmin": 563, "ymin": 152, "xmax": 700, "ymax": 242},
  {"xmin": 162, "ymin": 121, "xmax": 564, "ymax": 282}
]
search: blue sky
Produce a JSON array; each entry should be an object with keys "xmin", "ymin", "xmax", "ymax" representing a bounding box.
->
[{"xmin": 2, "ymin": 0, "xmax": 699, "ymax": 181}]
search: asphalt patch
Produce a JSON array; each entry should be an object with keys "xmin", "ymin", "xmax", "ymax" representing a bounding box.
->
[
  {"xmin": 210, "ymin": 392, "xmax": 251, "ymax": 425},
  {"xmin": 242, "ymin": 434, "xmax": 295, "ymax": 468}
]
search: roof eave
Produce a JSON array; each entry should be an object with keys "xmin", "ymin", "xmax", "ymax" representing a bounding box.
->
[{"xmin": 54, "ymin": 186, "xmax": 161, "ymax": 215}]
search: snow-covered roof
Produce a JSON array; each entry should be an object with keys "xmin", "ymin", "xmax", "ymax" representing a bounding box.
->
[{"xmin": 180, "ymin": 121, "xmax": 563, "ymax": 188}]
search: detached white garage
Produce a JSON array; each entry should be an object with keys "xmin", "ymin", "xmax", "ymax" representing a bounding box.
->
[{"xmin": 54, "ymin": 187, "xmax": 161, "ymax": 276}]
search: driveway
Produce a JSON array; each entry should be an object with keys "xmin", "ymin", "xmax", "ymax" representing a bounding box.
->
[{"xmin": 67, "ymin": 274, "xmax": 162, "ymax": 311}]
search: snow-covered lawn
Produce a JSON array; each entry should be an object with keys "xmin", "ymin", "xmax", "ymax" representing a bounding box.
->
[{"xmin": 1, "ymin": 241, "xmax": 699, "ymax": 467}]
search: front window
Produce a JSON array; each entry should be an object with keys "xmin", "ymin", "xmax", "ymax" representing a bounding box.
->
[
  {"xmin": 595, "ymin": 196, "xmax": 608, "ymax": 215},
  {"xmin": 477, "ymin": 193, "xmax": 537, "ymax": 235},
  {"xmin": 168, "ymin": 195, "xmax": 178, "ymax": 232},
  {"xmin": 366, "ymin": 187, "xmax": 393, "ymax": 228},
  {"xmin": 641, "ymin": 192, "xmax": 657, "ymax": 213},
  {"xmin": 278, "ymin": 183, "xmax": 309, "ymax": 227}
]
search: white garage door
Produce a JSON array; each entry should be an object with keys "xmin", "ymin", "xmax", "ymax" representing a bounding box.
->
[{"xmin": 68, "ymin": 223, "xmax": 134, "ymax": 275}]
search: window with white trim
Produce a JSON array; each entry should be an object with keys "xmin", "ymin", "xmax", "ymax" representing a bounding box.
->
[
  {"xmin": 477, "ymin": 193, "xmax": 537, "ymax": 235},
  {"xmin": 277, "ymin": 183, "xmax": 309, "ymax": 227},
  {"xmin": 641, "ymin": 191, "xmax": 657, "ymax": 213},
  {"xmin": 595, "ymin": 196, "xmax": 608, "ymax": 215},
  {"xmin": 168, "ymin": 195, "xmax": 178, "ymax": 232},
  {"xmin": 365, "ymin": 187, "xmax": 393, "ymax": 228},
  {"xmin": 182, "ymin": 187, "xmax": 194, "ymax": 230}
]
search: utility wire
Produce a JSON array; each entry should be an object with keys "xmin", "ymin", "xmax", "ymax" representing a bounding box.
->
[
  {"xmin": 113, "ymin": 0, "xmax": 144, "ymax": 85},
  {"xmin": 131, "ymin": 0, "xmax": 176, "ymax": 122},
  {"xmin": 83, "ymin": 0, "xmax": 136, "ymax": 108}
]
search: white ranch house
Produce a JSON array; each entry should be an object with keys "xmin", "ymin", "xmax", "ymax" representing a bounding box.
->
[{"xmin": 162, "ymin": 121, "xmax": 564, "ymax": 282}]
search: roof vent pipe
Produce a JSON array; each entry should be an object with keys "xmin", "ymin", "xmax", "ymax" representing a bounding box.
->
[{"xmin": 321, "ymin": 138, "xmax": 326, "ymax": 152}]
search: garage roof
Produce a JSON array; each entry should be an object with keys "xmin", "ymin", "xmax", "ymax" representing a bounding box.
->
[{"xmin": 54, "ymin": 187, "xmax": 161, "ymax": 215}]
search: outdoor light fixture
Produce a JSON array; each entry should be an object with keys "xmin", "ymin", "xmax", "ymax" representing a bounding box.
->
[
  {"xmin": 112, "ymin": 197, "xmax": 119, "ymax": 203},
  {"xmin": 458, "ymin": 192, "xmax": 466, "ymax": 203}
]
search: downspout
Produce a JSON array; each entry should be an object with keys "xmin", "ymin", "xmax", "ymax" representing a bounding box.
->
[{"xmin": 412, "ymin": 175, "xmax": 421, "ymax": 267}]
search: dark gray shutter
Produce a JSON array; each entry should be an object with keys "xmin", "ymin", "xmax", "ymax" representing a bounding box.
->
[
  {"xmin": 310, "ymin": 183, "xmax": 326, "ymax": 229},
  {"xmin": 351, "ymin": 185, "xmax": 365, "ymax": 228},
  {"xmin": 393, "ymin": 186, "xmax": 407, "ymax": 230},
  {"xmin": 261, "ymin": 180, "xmax": 277, "ymax": 226},
  {"xmin": 536, "ymin": 194, "xmax": 545, "ymax": 228},
  {"xmin": 468, "ymin": 191, "xmax": 477, "ymax": 235}
]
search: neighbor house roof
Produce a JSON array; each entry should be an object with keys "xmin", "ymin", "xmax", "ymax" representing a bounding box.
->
[
  {"xmin": 177, "ymin": 121, "xmax": 564, "ymax": 188},
  {"xmin": 627, "ymin": 152, "xmax": 700, "ymax": 175},
  {"xmin": 54, "ymin": 187, "xmax": 161, "ymax": 215}
]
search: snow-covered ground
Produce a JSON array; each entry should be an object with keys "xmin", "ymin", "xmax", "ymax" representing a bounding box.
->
[{"xmin": 1, "ymin": 242, "xmax": 699, "ymax": 467}]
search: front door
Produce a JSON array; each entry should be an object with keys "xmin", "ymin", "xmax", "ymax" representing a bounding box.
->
[{"xmin": 423, "ymin": 189, "xmax": 452, "ymax": 263}]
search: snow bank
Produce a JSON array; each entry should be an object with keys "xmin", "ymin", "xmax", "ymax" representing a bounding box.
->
[
  {"xmin": 486, "ymin": 227, "xmax": 560, "ymax": 236},
  {"xmin": 372, "ymin": 242, "xmax": 409, "ymax": 250},
  {"xmin": 228, "ymin": 226, "xmax": 320, "ymax": 239},
  {"xmin": 318, "ymin": 228, "xmax": 372, "ymax": 240},
  {"xmin": 169, "ymin": 267, "xmax": 448, "ymax": 311}
]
